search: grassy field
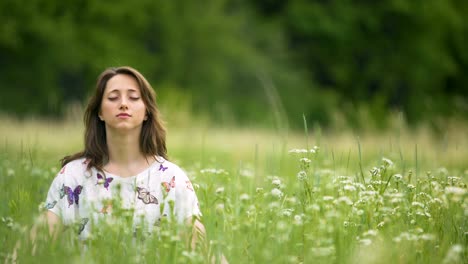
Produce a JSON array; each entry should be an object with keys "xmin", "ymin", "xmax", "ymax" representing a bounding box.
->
[{"xmin": 0, "ymin": 116, "xmax": 467, "ymax": 263}]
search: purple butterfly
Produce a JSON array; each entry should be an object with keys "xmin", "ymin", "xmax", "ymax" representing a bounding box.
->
[
  {"xmin": 159, "ymin": 164, "xmax": 168, "ymax": 172},
  {"xmin": 64, "ymin": 185, "xmax": 83, "ymax": 207},
  {"xmin": 96, "ymin": 173, "xmax": 113, "ymax": 190}
]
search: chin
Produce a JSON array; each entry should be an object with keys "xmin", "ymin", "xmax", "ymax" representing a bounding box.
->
[{"xmin": 107, "ymin": 124, "xmax": 142, "ymax": 131}]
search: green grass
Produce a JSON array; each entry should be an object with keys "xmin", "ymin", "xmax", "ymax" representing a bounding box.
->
[{"xmin": 0, "ymin": 118, "xmax": 467, "ymax": 263}]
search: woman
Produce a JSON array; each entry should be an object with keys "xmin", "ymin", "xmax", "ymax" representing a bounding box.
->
[{"xmin": 43, "ymin": 66, "xmax": 203, "ymax": 241}]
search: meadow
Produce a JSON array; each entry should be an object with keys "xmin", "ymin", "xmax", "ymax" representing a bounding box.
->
[{"xmin": 0, "ymin": 116, "xmax": 466, "ymax": 263}]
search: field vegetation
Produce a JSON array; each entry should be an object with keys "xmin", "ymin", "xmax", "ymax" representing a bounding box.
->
[{"xmin": 1, "ymin": 115, "xmax": 466, "ymax": 263}]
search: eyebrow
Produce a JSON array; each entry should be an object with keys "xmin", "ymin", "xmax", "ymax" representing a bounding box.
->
[{"xmin": 108, "ymin": 88, "xmax": 139, "ymax": 94}]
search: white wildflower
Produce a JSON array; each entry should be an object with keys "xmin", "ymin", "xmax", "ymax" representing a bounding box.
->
[
  {"xmin": 393, "ymin": 174, "xmax": 403, "ymax": 181},
  {"xmin": 323, "ymin": 196, "xmax": 335, "ymax": 201},
  {"xmin": 271, "ymin": 188, "xmax": 283, "ymax": 198},
  {"xmin": 288, "ymin": 148, "xmax": 308, "ymax": 154},
  {"xmin": 268, "ymin": 201, "xmax": 281, "ymax": 210},
  {"xmin": 297, "ymin": 171, "xmax": 308, "ymax": 181},
  {"xmin": 276, "ymin": 221, "xmax": 287, "ymax": 231},
  {"xmin": 335, "ymin": 196, "xmax": 353, "ymax": 206},
  {"xmin": 419, "ymin": 234, "xmax": 436, "ymax": 241},
  {"xmin": 310, "ymin": 146, "xmax": 319, "ymax": 153},
  {"xmin": 239, "ymin": 193, "xmax": 250, "ymax": 201},
  {"xmin": 442, "ymin": 244, "xmax": 464, "ymax": 264},
  {"xmin": 359, "ymin": 238, "xmax": 372, "ymax": 246},
  {"xmin": 215, "ymin": 204, "xmax": 224, "ymax": 213},
  {"xmin": 310, "ymin": 246, "xmax": 335, "ymax": 257},
  {"xmin": 256, "ymin": 187, "xmax": 264, "ymax": 193},
  {"xmin": 281, "ymin": 209, "xmax": 294, "ymax": 217},
  {"xmin": 343, "ymin": 185, "xmax": 356, "ymax": 192},
  {"xmin": 272, "ymin": 179, "xmax": 281, "ymax": 187},
  {"xmin": 200, "ymin": 168, "xmax": 228, "ymax": 175},
  {"xmin": 445, "ymin": 187, "xmax": 466, "ymax": 202},
  {"xmin": 240, "ymin": 169, "xmax": 254, "ymax": 178},
  {"xmin": 411, "ymin": 202, "xmax": 425, "ymax": 208},
  {"xmin": 286, "ymin": 196, "xmax": 297, "ymax": 204},
  {"xmin": 382, "ymin": 157, "xmax": 393, "ymax": 167},
  {"xmin": 293, "ymin": 214, "xmax": 303, "ymax": 226},
  {"xmin": 300, "ymin": 157, "xmax": 311, "ymax": 164},
  {"xmin": 309, "ymin": 204, "xmax": 320, "ymax": 211},
  {"xmin": 215, "ymin": 187, "xmax": 225, "ymax": 194},
  {"xmin": 445, "ymin": 186, "xmax": 466, "ymax": 196},
  {"xmin": 437, "ymin": 167, "xmax": 449, "ymax": 176},
  {"xmin": 363, "ymin": 229, "xmax": 378, "ymax": 237}
]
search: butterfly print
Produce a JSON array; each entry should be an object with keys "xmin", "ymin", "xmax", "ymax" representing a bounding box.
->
[
  {"xmin": 186, "ymin": 180, "xmax": 194, "ymax": 191},
  {"xmin": 136, "ymin": 187, "xmax": 158, "ymax": 204},
  {"xmin": 159, "ymin": 164, "xmax": 168, "ymax": 172},
  {"xmin": 100, "ymin": 203, "xmax": 112, "ymax": 214},
  {"xmin": 77, "ymin": 217, "xmax": 89, "ymax": 235},
  {"xmin": 96, "ymin": 173, "xmax": 113, "ymax": 190},
  {"xmin": 162, "ymin": 176, "xmax": 175, "ymax": 192},
  {"xmin": 65, "ymin": 185, "xmax": 83, "ymax": 207},
  {"xmin": 59, "ymin": 184, "xmax": 67, "ymax": 199},
  {"xmin": 44, "ymin": 201, "xmax": 57, "ymax": 210}
]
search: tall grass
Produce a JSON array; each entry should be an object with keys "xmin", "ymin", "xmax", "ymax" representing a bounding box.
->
[{"xmin": 0, "ymin": 116, "xmax": 467, "ymax": 263}]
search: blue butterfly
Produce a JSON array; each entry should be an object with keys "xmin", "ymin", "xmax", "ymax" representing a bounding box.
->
[
  {"xmin": 44, "ymin": 201, "xmax": 57, "ymax": 210},
  {"xmin": 59, "ymin": 184, "xmax": 67, "ymax": 199},
  {"xmin": 77, "ymin": 217, "xmax": 89, "ymax": 235}
]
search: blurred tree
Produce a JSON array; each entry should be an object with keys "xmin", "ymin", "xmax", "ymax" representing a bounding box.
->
[
  {"xmin": 0, "ymin": 0, "xmax": 466, "ymax": 129},
  {"xmin": 279, "ymin": 0, "xmax": 468, "ymax": 126}
]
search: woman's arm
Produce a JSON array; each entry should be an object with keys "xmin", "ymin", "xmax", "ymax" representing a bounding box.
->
[
  {"xmin": 9, "ymin": 211, "xmax": 62, "ymax": 263},
  {"xmin": 186, "ymin": 217, "xmax": 228, "ymax": 264},
  {"xmin": 45, "ymin": 211, "xmax": 62, "ymax": 238}
]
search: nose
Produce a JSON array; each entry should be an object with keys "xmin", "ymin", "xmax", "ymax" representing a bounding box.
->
[{"xmin": 119, "ymin": 99, "xmax": 128, "ymax": 110}]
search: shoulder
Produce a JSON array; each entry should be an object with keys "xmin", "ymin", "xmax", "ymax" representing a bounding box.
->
[
  {"xmin": 58, "ymin": 158, "xmax": 90, "ymax": 179},
  {"xmin": 156, "ymin": 157, "xmax": 189, "ymax": 180}
]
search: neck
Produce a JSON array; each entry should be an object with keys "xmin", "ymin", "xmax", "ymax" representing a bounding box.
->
[{"xmin": 105, "ymin": 128, "xmax": 146, "ymax": 166}]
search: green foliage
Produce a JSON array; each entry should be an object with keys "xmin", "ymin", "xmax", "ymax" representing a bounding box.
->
[
  {"xmin": 0, "ymin": 0, "xmax": 467, "ymax": 128},
  {"xmin": 1, "ymin": 138, "xmax": 467, "ymax": 263}
]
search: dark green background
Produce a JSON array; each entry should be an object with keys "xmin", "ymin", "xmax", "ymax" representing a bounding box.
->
[{"xmin": 1, "ymin": 0, "xmax": 467, "ymax": 129}]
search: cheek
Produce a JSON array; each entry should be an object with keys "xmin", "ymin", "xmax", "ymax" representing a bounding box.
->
[{"xmin": 100, "ymin": 103, "xmax": 112, "ymax": 115}]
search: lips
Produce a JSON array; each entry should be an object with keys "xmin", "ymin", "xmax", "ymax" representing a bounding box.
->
[{"xmin": 116, "ymin": 113, "xmax": 131, "ymax": 117}]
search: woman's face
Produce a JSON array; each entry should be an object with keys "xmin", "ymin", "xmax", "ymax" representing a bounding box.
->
[{"xmin": 99, "ymin": 74, "xmax": 147, "ymax": 132}]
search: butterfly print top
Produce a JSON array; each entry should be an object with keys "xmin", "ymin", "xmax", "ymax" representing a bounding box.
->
[{"xmin": 44, "ymin": 157, "xmax": 201, "ymax": 240}]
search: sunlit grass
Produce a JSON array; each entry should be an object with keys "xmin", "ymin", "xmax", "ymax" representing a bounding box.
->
[{"xmin": 0, "ymin": 116, "xmax": 467, "ymax": 263}]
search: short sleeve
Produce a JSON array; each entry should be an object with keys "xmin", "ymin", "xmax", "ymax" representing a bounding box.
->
[
  {"xmin": 43, "ymin": 163, "xmax": 80, "ymax": 225},
  {"xmin": 44, "ymin": 172, "xmax": 65, "ymax": 219},
  {"xmin": 173, "ymin": 167, "xmax": 201, "ymax": 223}
]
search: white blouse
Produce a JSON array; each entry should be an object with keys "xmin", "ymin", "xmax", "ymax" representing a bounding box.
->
[{"xmin": 44, "ymin": 157, "xmax": 201, "ymax": 239}]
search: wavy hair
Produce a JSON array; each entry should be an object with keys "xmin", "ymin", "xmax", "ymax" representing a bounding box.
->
[{"xmin": 61, "ymin": 66, "xmax": 168, "ymax": 171}]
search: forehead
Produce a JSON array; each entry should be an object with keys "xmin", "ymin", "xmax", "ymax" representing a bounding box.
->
[{"xmin": 105, "ymin": 74, "xmax": 140, "ymax": 93}]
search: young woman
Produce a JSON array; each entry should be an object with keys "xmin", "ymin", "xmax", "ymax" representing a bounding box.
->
[{"xmin": 43, "ymin": 66, "xmax": 203, "ymax": 240}]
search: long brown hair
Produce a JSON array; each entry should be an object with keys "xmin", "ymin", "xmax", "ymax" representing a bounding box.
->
[{"xmin": 61, "ymin": 66, "xmax": 168, "ymax": 171}]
